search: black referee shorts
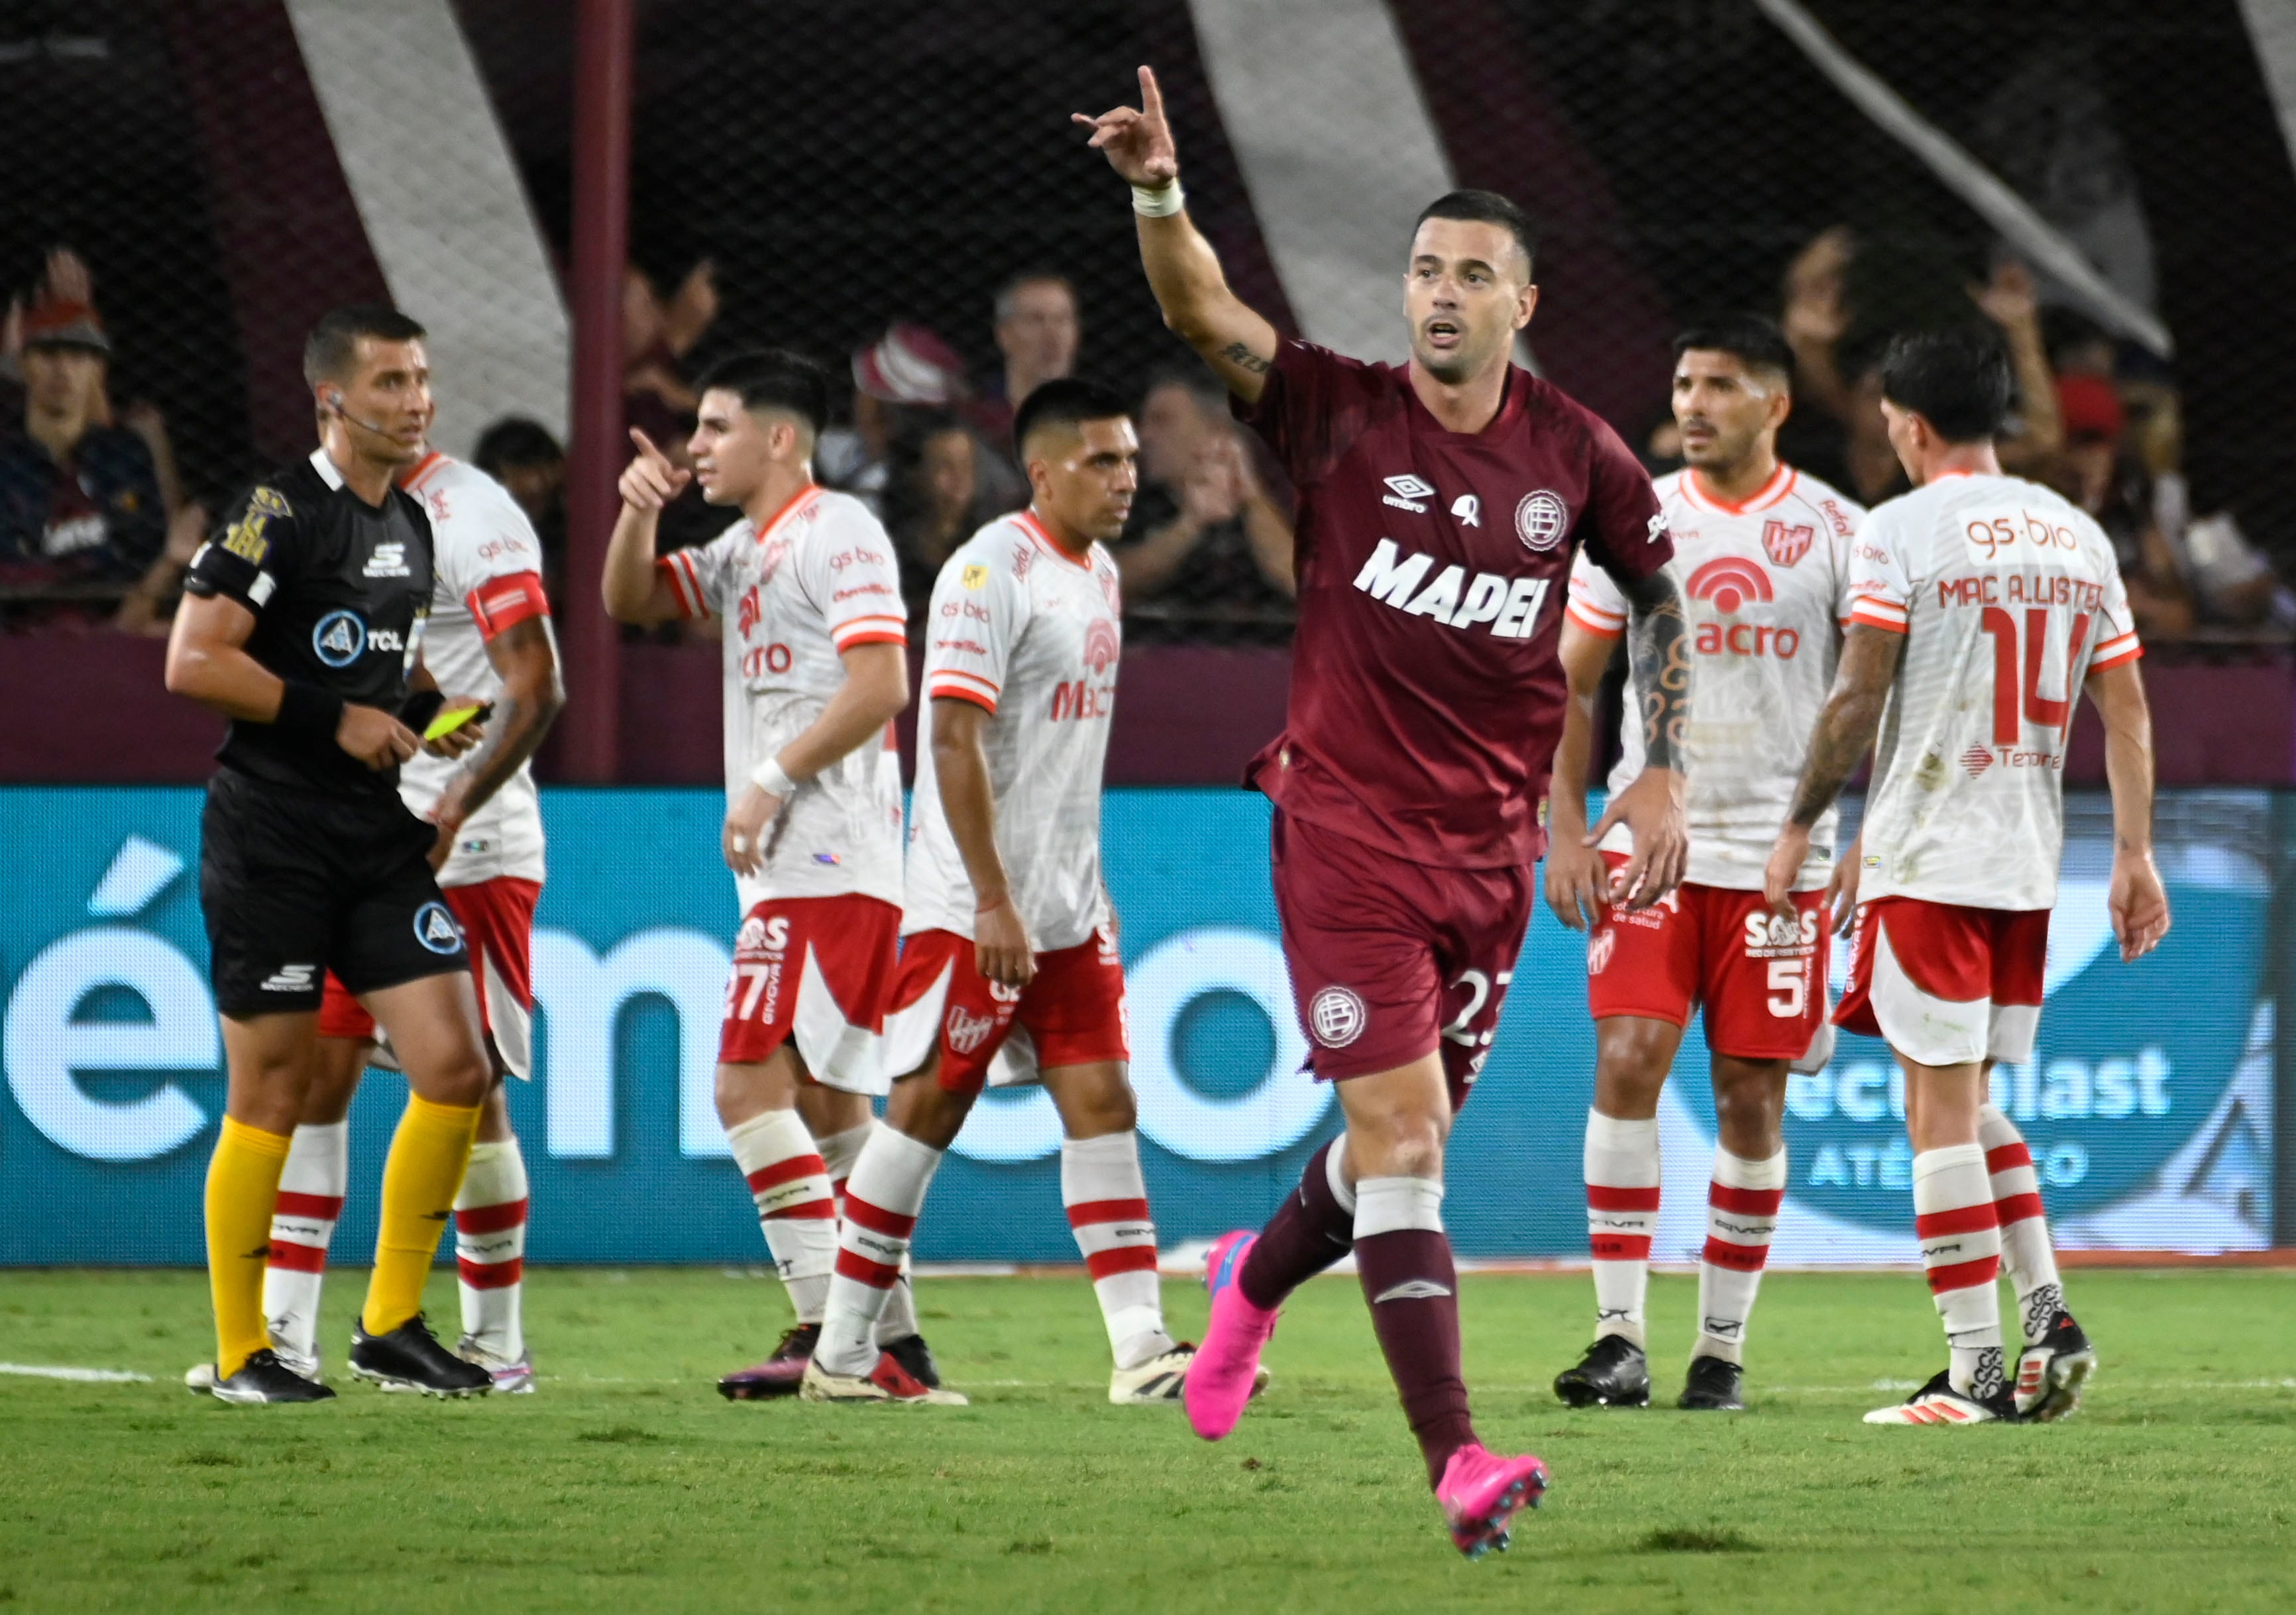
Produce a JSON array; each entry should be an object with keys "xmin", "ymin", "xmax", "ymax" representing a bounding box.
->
[{"xmin": 199, "ymin": 769, "xmax": 470, "ymax": 1018}]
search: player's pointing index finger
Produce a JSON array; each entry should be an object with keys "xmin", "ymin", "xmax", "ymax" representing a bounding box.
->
[
  {"xmin": 1139, "ymin": 64, "xmax": 1163, "ymax": 118},
  {"xmin": 629, "ymin": 426, "xmax": 665, "ymax": 465}
]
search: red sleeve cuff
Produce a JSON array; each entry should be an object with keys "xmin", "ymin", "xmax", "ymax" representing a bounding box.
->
[{"xmin": 468, "ymin": 571, "xmax": 551, "ymax": 639}]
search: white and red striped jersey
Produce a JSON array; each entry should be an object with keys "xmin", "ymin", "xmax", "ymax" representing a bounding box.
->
[
  {"xmin": 903, "ymin": 509, "xmax": 1122, "ymax": 950},
  {"xmin": 1847, "ymin": 471, "xmax": 2140, "ymax": 911},
  {"xmin": 658, "ymin": 485, "xmax": 908, "ymax": 910},
  {"xmin": 396, "ymin": 451, "xmax": 554, "ymax": 886},
  {"xmin": 1567, "ymin": 465, "xmax": 1865, "ymax": 891}
]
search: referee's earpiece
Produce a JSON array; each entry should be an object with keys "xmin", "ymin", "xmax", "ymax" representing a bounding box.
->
[{"xmin": 322, "ymin": 386, "xmax": 393, "ymax": 439}]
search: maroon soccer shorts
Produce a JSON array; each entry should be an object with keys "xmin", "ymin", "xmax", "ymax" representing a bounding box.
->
[
  {"xmin": 1270, "ymin": 810, "xmax": 1533, "ymax": 1104},
  {"xmin": 716, "ymin": 893, "xmax": 902, "ymax": 1089},
  {"xmin": 316, "ymin": 875, "xmax": 541, "ymax": 1076},
  {"xmin": 1835, "ymin": 897, "xmax": 2048, "ymax": 1068},
  {"xmin": 883, "ymin": 925, "xmax": 1130, "ymax": 1097},
  {"xmin": 1584, "ymin": 852, "xmax": 1826, "ymax": 1061}
]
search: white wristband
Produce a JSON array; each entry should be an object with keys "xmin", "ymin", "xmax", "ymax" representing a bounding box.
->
[
  {"xmin": 750, "ymin": 753, "xmax": 796, "ymax": 800},
  {"xmin": 1131, "ymin": 178, "xmax": 1185, "ymax": 218}
]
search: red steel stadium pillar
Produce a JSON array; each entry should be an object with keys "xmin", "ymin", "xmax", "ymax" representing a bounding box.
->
[{"xmin": 562, "ymin": 0, "xmax": 633, "ymax": 780}]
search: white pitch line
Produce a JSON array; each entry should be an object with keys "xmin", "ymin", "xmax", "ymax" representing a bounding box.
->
[{"xmin": 0, "ymin": 1363, "xmax": 154, "ymax": 1384}]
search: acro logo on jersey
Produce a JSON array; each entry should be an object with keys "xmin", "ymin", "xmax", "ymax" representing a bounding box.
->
[
  {"xmin": 1351, "ymin": 538, "xmax": 1549, "ymax": 640},
  {"xmin": 311, "ymin": 610, "xmax": 366, "ymax": 667},
  {"xmin": 1761, "ymin": 520, "xmax": 1815, "ymax": 567},
  {"xmin": 1686, "ymin": 557, "xmax": 1773, "ymax": 615},
  {"xmin": 1083, "ymin": 616, "xmax": 1120, "ymax": 677},
  {"xmin": 363, "ymin": 541, "xmax": 410, "ymax": 578},
  {"xmin": 1382, "ymin": 474, "xmax": 1435, "ymax": 513},
  {"xmin": 1515, "ymin": 490, "xmax": 1570, "ymax": 551}
]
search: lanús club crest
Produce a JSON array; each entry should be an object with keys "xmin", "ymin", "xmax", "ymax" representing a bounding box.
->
[
  {"xmin": 1515, "ymin": 490, "xmax": 1570, "ymax": 552},
  {"xmin": 1308, "ymin": 985, "xmax": 1366, "ymax": 1048}
]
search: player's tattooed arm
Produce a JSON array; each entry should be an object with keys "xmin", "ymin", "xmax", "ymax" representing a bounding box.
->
[
  {"xmin": 1221, "ymin": 343, "xmax": 1273, "ymax": 376},
  {"xmin": 1620, "ymin": 568, "xmax": 1690, "ymax": 771},
  {"xmin": 1764, "ymin": 624, "xmax": 1902, "ymax": 910}
]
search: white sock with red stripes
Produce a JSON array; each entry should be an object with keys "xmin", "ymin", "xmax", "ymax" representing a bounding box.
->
[
  {"xmin": 1584, "ymin": 1109, "xmax": 1660, "ymax": 1349},
  {"xmin": 725, "ymin": 1109, "xmax": 836, "ymax": 1324},
  {"xmin": 1695, "ymin": 1144, "xmax": 1786, "ymax": 1365},
  {"xmin": 1979, "ymin": 1104, "xmax": 2064, "ymax": 1345},
  {"xmin": 1062, "ymin": 1131, "xmax": 1174, "ymax": 1370},
  {"xmin": 262, "ymin": 1121, "xmax": 348, "ymax": 1370},
  {"xmin": 816, "ymin": 1123, "xmax": 945, "ymax": 1377},
  {"xmin": 820, "ymin": 1120, "xmax": 921, "ymax": 1345},
  {"xmin": 1912, "ymin": 1143, "xmax": 2006, "ymax": 1399},
  {"xmin": 453, "ymin": 1139, "xmax": 529, "ymax": 1361}
]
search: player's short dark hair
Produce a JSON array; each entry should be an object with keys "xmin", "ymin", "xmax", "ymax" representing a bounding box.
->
[
  {"xmin": 1013, "ymin": 376, "xmax": 1130, "ymax": 458},
  {"xmin": 472, "ymin": 416, "xmax": 564, "ymax": 476},
  {"xmin": 695, "ymin": 349, "xmax": 832, "ymax": 440},
  {"xmin": 1412, "ymin": 190, "xmax": 1537, "ymax": 278},
  {"xmin": 303, "ymin": 304, "xmax": 427, "ymax": 387},
  {"xmin": 1672, "ymin": 315, "xmax": 1795, "ymax": 386},
  {"xmin": 1878, "ymin": 329, "xmax": 2014, "ymax": 443}
]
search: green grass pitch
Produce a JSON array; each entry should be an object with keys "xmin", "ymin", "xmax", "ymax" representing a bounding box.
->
[{"xmin": 3, "ymin": 1266, "xmax": 2294, "ymax": 1612}]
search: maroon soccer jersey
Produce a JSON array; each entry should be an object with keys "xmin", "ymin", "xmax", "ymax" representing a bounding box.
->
[{"xmin": 1236, "ymin": 339, "xmax": 1673, "ymax": 868}]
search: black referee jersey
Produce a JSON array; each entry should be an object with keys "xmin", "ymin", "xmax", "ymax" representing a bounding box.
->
[{"xmin": 183, "ymin": 448, "xmax": 471, "ymax": 1017}]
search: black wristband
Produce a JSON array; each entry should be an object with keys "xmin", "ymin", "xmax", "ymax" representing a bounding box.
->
[
  {"xmin": 399, "ymin": 689, "xmax": 445, "ymax": 734},
  {"xmin": 275, "ymin": 681, "xmax": 344, "ymax": 743}
]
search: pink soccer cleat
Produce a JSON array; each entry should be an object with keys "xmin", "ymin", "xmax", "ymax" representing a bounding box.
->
[
  {"xmin": 1437, "ymin": 1443, "xmax": 1549, "ymax": 1558},
  {"xmin": 1183, "ymin": 1231, "xmax": 1278, "ymax": 1441}
]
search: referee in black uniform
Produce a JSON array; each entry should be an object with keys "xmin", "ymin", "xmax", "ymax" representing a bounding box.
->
[{"xmin": 166, "ymin": 306, "xmax": 497, "ymax": 1403}]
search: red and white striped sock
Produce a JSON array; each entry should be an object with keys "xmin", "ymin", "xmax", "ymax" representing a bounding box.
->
[
  {"xmin": 725, "ymin": 1109, "xmax": 836, "ymax": 1324},
  {"xmin": 1584, "ymin": 1109, "xmax": 1660, "ymax": 1348},
  {"xmin": 453, "ymin": 1139, "xmax": 529, "ymax": 1361},
  {"xmin": 816, "ymin": 1123, "xmax": 944, "ymax": 1377},
  {"xmin": 819, "ymin": 1120, "xmax": 920, "ymax": 1345},
  {"xmin": 1980, "ymin": 1104, "xmax": 2063, "ymax": 1345},
  {"xmin": 1062, "ymin": 1131, "xmax": 1174, "ymax": 1370},
  {"xmin": 262, "ymin": 1120, "xmax": 347, "ymax": 1370},
  {"xmin": 1912, "ymin": 1143, "xmax": 2005, "ymax": 1399},
  {"xmin": 1696, "ymin": 1145, "xmax": 1786, "ymax": 1364}
]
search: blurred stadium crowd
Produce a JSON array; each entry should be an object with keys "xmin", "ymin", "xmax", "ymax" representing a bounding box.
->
[{"xmin": 3, "ymin": 1, "xmax": 2291, "ymax": 653}]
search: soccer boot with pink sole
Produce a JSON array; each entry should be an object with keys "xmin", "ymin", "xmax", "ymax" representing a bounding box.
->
[
  {"xmin": 1863, "ymin": 1368, "xmax": 2016, "ymax": 1425},
  {"xmin": 1182, "ymin": 1231, "xmax": 1279, "ymax": 1441},
  {"xmin": 1437, "ymin": 1443, "xmax": 1549, "ymax": 1558},
  {"xmin": 2014, "ymin": 1310, "xmax": 2095, "ymax": 1422},
  {"xmin": 718, "ymin": 1323, "xmax": 818, "ymax": 1400}
]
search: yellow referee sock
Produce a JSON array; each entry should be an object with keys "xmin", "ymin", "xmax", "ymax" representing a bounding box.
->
[
  {"xmin": 206, "ymin": 1116, "xmax": 293, "ymax": 1379},
  {"xmin": 362, "ymin": 1093, "xmax": 482, "ymax": 1336}
]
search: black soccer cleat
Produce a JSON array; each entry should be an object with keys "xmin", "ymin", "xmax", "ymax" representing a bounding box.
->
[
  {"xmin": 207, "ymin": 1348, "xmax": 337, "ymax": 1406},
  {"xmin": 349, "ymin": 1314, "xmax": 492, "ymax": 1397},
  {"xmin": 881, "ymin": 1333, "xmax": 944, "ymax": 1391},
  {"xmin": 1553, "ymin": 1334, "xmax": 1651, "ymax": 1408},
  {"xmin": 2015, "ymin": 1309, "xmax": 2097, "ymax": 1423},
  {"xmin": 1678, "ymin": 1354, "xmax": 1745, "ymax": 1411}
]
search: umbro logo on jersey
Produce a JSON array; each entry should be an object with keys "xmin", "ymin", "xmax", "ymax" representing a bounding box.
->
[
  {"xmin": 364, "ymin": 541, "xmax": 410, "ymax": 578},
  {"xmin": 1382, "ymin": 474, "xmax": 1435, "ymax": 513},
  {"xmin": 260, "ymin": 964, "xmax": 316, "ymax": 993},
  {"xmin": 1352, "ymin": 538, "xmax": 1549, "ymax": 640},
  {"xmin": 1372, "ymin": 1280, "xmax": 1454, "ymax": 1304}
]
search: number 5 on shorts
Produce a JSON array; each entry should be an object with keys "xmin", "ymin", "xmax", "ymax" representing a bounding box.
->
[{"xmin": 1767, "ymin": 958, "xmax": 1806, "ymax": 1019}]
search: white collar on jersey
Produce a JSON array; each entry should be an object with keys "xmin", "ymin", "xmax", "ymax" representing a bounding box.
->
[{"xmin": 308, "ymin": 447, "xmax": 345, "ymax": 491}]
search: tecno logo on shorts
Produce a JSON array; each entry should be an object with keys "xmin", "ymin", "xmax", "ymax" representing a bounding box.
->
[{"xmin": 1308, "ymin": 985, "xmax": 1366, "ymax": 1048}]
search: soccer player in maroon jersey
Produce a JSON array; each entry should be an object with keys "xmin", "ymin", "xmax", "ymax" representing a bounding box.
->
[{"xmin": 1076, "ymin": 68, "xmax": 1692, "ymax": 1556}]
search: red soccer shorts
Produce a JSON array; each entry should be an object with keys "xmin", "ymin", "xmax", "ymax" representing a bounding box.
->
[
  {"xmin": 1270, "ymin": 809, "xmax": 1531, "ymax": 1103},
  {"xmin": 1585, "ymin": 853, "xmax": 1826, "ymax": 1062},
  {"xmin": 316, "ymin": 875, "xmax": 542, "ymax": 1077},
  {"xmin": 881, "ymin": 925, "xmax": 1130, "ymax": 1097},
  {"xmin": 717, "ymin": 894, "xmax": 902, "ymax": 1094},
  {"xmin": 1835, "ymin": 897, "xmax": 2048, "ymax": 1068}
]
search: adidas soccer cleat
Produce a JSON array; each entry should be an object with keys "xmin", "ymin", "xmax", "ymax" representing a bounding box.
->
[
  {"xmin": 718, "ymin": 1323, "xmax": 819, "ymax": 1401},
  {"xmin": 1863, "ymin": 1369, "xmax": 2015, "ymax": 1425},
  {"xmin": 1553, "ymin": 1335, "xmax": 1651, "ymax": 1408},
  {"xmin": 2015, "ymin": 1311, "xmax": 2096, "ymax": 1423},
  {"xmin": 1678, "ymin": 1354, "xmax": 1745, "ymax": 1411},
  {"xmin": 799, "ymin": 1351, "xmax": 969, "ymax": 1405},
  {"xmin": 349, "ymin": 1315, "xmax": 492, "ymax": 1397},
  {"xmin": 207, "ymin": 1349, "xmax": 336, "ymax": 1406},
  {"xmin": 1183, "ymin": 1231, "xmax": 1280, "ymax": 1441},
  {"xmin": 879, "ymin": 1333, "xmax": 944, "ymax": 1392},
  {"xmin": 1437, "ymin": 1443, "xmax": 1548, "ymax": 1559},
  {"xmin": 458, "ymin": 1337, "xmax": 535, "ymax": 1395}
]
